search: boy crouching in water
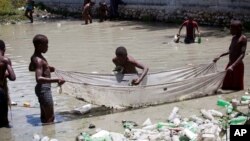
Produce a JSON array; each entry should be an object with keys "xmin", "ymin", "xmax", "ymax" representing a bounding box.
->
[{"xmin": 29, "ymin": 34, "xmax": 65, "ymax": 124}]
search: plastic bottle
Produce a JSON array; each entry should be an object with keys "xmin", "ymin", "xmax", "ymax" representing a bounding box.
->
[
  {"xmin": 241, "ymin": 96, "xmax": 250, "ymax": 101},
  {"xmin": 80, "ymin": 132, "xmax": 92, "ymax": 141},
  {"xmin": 217, "ymin": 99, "xmax": 231, "ymax": 107},
  {"xmin": 201, "ymin": 109, "xmax": 214, "ymax": 121},
  {"xmin": 41, "ymin": 136, "xmax": 50, "ymax": 141},
  {"xmin": 168, "ymin": 107, "xmax": 179, "ymax": 121},
  {"xmin": 157, "ymin": 122, "xmax": 176, "ymax": 129},
  {"xmin": 184, "ymin": 128, "xmax": 197, "ymax": 140},
  {"xmin": 189, "ymin": 115, "xmax": 204, "ymax": 124},
  {"xmin": 23, "ymin": 102, "xmax": 31, "ymax": 107},
  {"xmin": 174, "ymin": 34, "xmax": 180, "ymax": 43},
  {"xmin": 229, "ymin": 116, "xmax": 247, "ymax": 125},
  {"xmin": 73, "ymin": 104, "xmax": 92, "ymax": 114},
  {"xmin": 226, "ymin": 104, "xmax": 233, "ymax": 114},
  {"xmin": 122, "ymin": 120, "xmax": 138, "ymax": 129},
  {"xmin": 33, "ymin": 134, "xmax": 40, "ymax": 141},
  {"xmin": 198, "ymin": 36, "xmax": 201, "ymax": 44},
  {"xmin": 208, "ymin": 109, "xmax": 223, "ymax": 117}
]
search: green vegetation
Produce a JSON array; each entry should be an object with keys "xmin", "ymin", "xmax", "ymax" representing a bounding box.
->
[{"xmin": 0, "ymin": 0, "xmax": 26, "ymax": 23}]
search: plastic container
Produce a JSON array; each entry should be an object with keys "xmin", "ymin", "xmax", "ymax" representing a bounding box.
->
[
  {"xmin": 157, "ymin": 122, "xmax": 176, "ymax": 129},
  {"xmin": 198, "ymin": 36, "xmax": 201, "ymax": 44},
  {"xmin": 208, "ymin": 109, "xmax": 223, "ymax": 117},
  {"xmin": 174, "ymin": 34, "xmax": 180, "ymax": 43},
  {"xmin": 201, "ymin": 109, "xmax": 214, "ymax": 121},
  {"xmin": 23, "ymin": 102, "xmax": 31, "ymax": 107},
  {"xmin": 229, "ymin": 116, "xmax": 247, "ymax": 125},
  {"xmin": 217, "ymin": 99, "xmax": 231, "ymax": 107},
  {"xmin": 168, "ymin": 107, "xmax": 179, "ymax": 121},
  {"xmin": 241, "ymin": 96, "xmax": 250, "ymax": 101},
  {"xmin": 73, "ymin": 104, "xmax": 92, "ymax": 114},
  {"xmin": 184, "ymin": 128, "xmax": 197, "ymax": 140},
  {"xmin": 122, "ymin": 120, "xmax": 138, "ymax": 129}
]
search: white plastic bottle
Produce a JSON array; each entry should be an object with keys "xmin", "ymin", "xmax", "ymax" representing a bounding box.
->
[
  {"xmin": 168, "ymin": 107, "xmax": 179, "ymax": 121},
  {"xmin": 73, "ymin": 104, "xmax": 92, "ymax": 114}
]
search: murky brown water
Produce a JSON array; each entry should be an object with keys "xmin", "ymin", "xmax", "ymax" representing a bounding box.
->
[{"xmin": 0, "ymin": 20, "xmax": 249, "ymax": 141}]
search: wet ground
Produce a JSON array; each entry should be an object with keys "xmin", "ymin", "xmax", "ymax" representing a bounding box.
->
[{"xmin": 0, "ymin": 19, "xmax": 250, "ymax": 141}]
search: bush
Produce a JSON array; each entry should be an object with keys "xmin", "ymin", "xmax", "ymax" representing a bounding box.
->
[
  {"xmin": 0, "ymin": 0, "xmax": 26, "ymax": 15},
  {"xmin": 11, "ymin": 0, "xmax": 26, "ymax": 8}
]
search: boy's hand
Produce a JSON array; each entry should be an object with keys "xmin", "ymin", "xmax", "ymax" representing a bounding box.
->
[
  {"xmin": 131, "ymin": 78, "xmax": 140, "ymax": 86},
  {"xmin": 213, "ymin": 57, "xmax": 220, "ymax": 63},
  {"xmin": 58, "ymin": 78, "xmax": 65, "ymax": 86},
  {"xmin": 227, "ymin": 66, "xmax": 233, "ymax": 71}
]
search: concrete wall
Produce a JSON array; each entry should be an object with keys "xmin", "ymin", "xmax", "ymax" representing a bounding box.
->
[{"xmin": 35, "ymin": 0, "xmax": 250, "ymax": 26}]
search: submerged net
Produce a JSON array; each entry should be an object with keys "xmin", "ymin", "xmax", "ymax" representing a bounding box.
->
[{"xmin": 55, "ymin": 63, "xmax": 226, "ymax": 108}]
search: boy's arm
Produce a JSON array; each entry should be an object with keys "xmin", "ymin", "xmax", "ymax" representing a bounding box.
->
[
  {"xmin": 213, "ymin": 51, "xmax": 230, "ymax": 62},
  {"xmin": 5, "ymin": 58, "xmax": 16, "ymax": 81},
  {"xmin": 131, "ymin": 59, "xmax": 149, "ymax": 85},
  {"xmin": 178, "ymin": 22, "xmax": 186, "ymax": 35},
  {"xmin": 195, "ymin": 22, "xmax": 200, "ymax": 35}
]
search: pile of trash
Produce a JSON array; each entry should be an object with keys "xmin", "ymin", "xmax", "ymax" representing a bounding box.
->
[{"xmin": 76, "ymin": 95, "xmax": 250, "ymax": 141}]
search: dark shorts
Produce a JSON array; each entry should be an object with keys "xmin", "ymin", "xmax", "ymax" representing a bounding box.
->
[
  {"xmin": 184, "ymin": 36, "xmax": 195, "ymax": 44},
  {"xmin": 0, "ymin": 88, "xmax": 9, "ymax": 127},
  {"xmin": 35, "ymin": 84, "xmax": 54, "ymax": 123}
]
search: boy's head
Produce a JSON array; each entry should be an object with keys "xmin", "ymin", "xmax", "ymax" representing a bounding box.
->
[
  {"xmin": 115, "ymin": 46, "xmax": 128, "ymax": 64},
  {"xmin": 33, "ymin": 34, "xmax": 48, "ymax": 53},
  {"xmin": 187, "ymin": 15, "xmax": 194, "ymax": 21},
  {"xmin": 230, "ymin": 20, "xmax": 242, "ymax": 35},
  {"xmin": 0, "ymin": 40, "xmax": 6, "ymax": 53},
  {"xmin": 116, "ymin": 46, "xmax": 127, "ymax": 57}
]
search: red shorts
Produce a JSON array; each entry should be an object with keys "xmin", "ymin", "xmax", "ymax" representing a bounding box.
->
[{"xmin": 222, "ymin": 62, "xmax": 244, "ymax": 90}]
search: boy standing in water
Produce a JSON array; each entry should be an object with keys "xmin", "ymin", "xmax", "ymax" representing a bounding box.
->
[
  {"xmin": 99, "ymin": 1, "xmax": 108, "ymax": 22},
  {"xmin": 25, "ymin": 0, "xmax": 35, "ymax": 23},
  {"xmin": 177, "ymin": 16, "xmax": 200, "ymax": 44},
  {"xmin": 0, "ymin": 40, "xmax": 16, "ymax": 128},
  {"xmin": 214, "ymin": 20, "xmax": 247, "ymax": 90},
  {"xmin": 29, "ymin": 34, "xmax": 65, "ymax": 124},
  {"xmin": 112, "ymin": 46, "xmax": 149, "ymax": 85},
  {"xmin": 82, "ymin": 0, "xmax": 95, "ymax": 25}
]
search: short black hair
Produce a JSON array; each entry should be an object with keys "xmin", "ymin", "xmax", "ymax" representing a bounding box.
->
[
  {"xmin": 115, "ymin": 46, "xmax": 127, "ymax": 57},
  {"xmin": 231, "ymin": 20, "xmax": 242, "ymax": 29},
  {"xmin": 0, "ymin": 40, "xmax": 6, "ymax": 51},
  {"xmin": 33, "ymin": 34, "xmax": 48, "ymax": 48}
]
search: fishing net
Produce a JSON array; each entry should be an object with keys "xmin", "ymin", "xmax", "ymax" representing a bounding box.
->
[{"xmin": 55, "ymin": 63, "xmax": 226, "ymax": 108}]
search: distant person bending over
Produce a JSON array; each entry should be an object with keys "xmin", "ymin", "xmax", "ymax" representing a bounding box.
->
[
  {"xmin": 25, "ymin": 0, "xmax": 35, "ymax": 23},
  {"xmin": 99, "ymin": 1, "xmax": 108, "ymax": 22},
  {"xmin": 213, "ymin": 20, "xmax": 247, "ymax": 91},
  {"xmin": 177, "ymin": 16, "xmax": 200, "ymax": 44},
  {"xmin": 82, "ymin": 0, "xmax": 95, "ymax": 25},
  {"xmin": 112, "ymin": 46, "xmax": 149, "ymax": 85},
  {"xmin": 0, "ymin": 40, "xmax": 16, "ymax": 128},
  {"xmin": 29, "ymin": 34, "xmax": 65, "ymax": 124}
]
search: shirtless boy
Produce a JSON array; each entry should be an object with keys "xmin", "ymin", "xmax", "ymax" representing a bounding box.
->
[
  {"xmin": 112, "ymin": 46, "xmax": 149, "ymax": 85},
  {"xmin": 29, "ymin": 34, "xmax": 65, "ymax": 124},
  {"xmin": 213, "ymin": 20, "xmax": 247, "ymax": 90},
  {"xmin": 0, "ymin": 40, "xmax": 16, "ymax": 128}
]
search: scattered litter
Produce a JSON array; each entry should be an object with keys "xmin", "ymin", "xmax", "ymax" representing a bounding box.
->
[
  {"xmin": 76, "ymin": 96, "xmax": 250, "ymax": 141},
  {"xmin": 11, "ymin": 101, "xmax": 17, "ymax": 106},
  {"xmin": 23, "ymin": 102, "xmax": 31, "ymax": 107},
  {"xmin": 72, "ymin": 104, "xmax": 92, "ymax": 115},
  {"xmin": 89, "ymin": 123, "xmax": 96, "ymax": 129}
]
